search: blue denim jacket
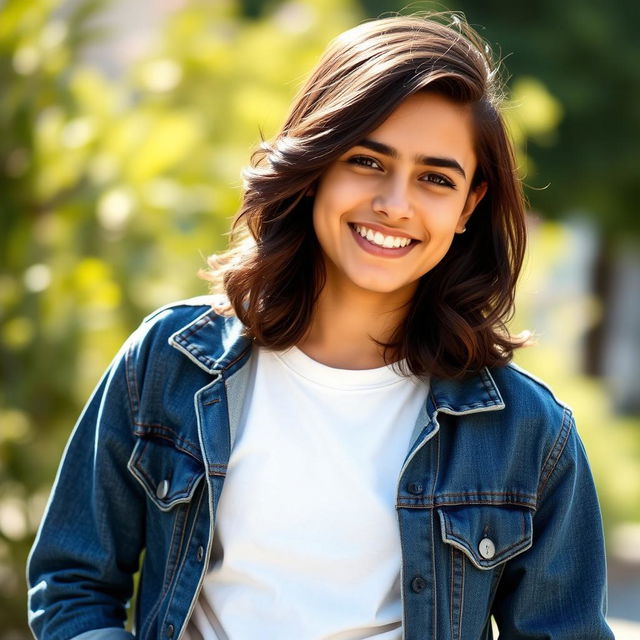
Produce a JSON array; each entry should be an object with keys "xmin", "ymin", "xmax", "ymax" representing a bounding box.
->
[{"xmin": 27, "ymin": 299, "xmax": 614, "ymax": 640}]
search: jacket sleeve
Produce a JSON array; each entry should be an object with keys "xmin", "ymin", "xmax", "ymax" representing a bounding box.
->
[
  {"xmin": 491, "ymin": 410, "xmax": 614, "ymax": 639},
  {"xmin": 27, "ymin": 334, "xmax": 145, "ymax": 640}
]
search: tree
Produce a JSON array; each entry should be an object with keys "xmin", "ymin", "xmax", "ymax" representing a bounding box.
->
[{"xmin": 0, "ymin": 0, "xmax": 360, "ymax": 634}]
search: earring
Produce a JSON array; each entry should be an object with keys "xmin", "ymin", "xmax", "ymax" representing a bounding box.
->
[{"xmin": 459, "ymin": 226, "xmax": 467, "ymax": 233}]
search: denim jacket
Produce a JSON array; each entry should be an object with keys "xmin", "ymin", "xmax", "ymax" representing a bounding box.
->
[{"xmin": 27, "ymin": 298, "xmax": 614, "ymax": 640}]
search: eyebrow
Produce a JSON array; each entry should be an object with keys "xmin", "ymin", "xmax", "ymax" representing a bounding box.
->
[{"xmin": 356, "ymin": 138, "xmax": 467, "ymax": 180}]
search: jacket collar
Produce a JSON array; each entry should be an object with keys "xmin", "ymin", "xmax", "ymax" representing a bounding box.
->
[
  {"xmin": 169, "ymin": 307, "xmax": 252, "ymax": 376},
  {"xmin": 427, "ymin": 367, "xmax": 504, "ymax": 417},
  {"xmin": 169, "ymin": 308, "xmax": 504, "ymax": 415}
]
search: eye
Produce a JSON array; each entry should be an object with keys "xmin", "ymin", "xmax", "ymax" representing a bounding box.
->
[
  {"xmin": 347, "ymin": 155, "xmax": 382, "ymax": 170},
  {"xmin": 422, "ymin": 173, "xmax": 456, "ymax": 189}
]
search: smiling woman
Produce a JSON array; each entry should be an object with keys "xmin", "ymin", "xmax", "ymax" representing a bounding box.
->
[
  {"xmin": 28, "ymin": 12, "xmax": 613, "ymax": 640},
  {"xmin": 311, "ymin": 93, "xmax": 486, "ymax": 329},
  {"xmin": 212, "ymin": 16, "xmax": 526, "ymax": 377}
]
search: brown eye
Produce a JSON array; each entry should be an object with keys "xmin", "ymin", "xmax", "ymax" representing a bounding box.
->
[
  {"xmin": 348, "ymin": 156, "xmax": 382, "ymax": 170},
  {"xmin": 423, "ymin": 173, "xmax": 456, "ymax": 189}
]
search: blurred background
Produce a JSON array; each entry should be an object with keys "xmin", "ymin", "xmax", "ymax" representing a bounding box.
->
[{"xmin": 1, "ymin": 0, "xmax": 639, "ymax": 637}]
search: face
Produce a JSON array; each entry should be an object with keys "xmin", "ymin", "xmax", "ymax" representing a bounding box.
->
[{"xmin": 312, "ymin": 91, "xmax": 487, "ymax": 306}]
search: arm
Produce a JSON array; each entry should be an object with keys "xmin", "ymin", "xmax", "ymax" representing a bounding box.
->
[
  {"xmin": 27, "ymin": 337, "xmax": 145, "ymax": 640},
  {"xmin": 492, "ymin": 411, "xmax": 614, "ymax": 639}
]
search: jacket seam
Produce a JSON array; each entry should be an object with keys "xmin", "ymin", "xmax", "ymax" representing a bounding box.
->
[
  {"xmin": 161, "ymin": 488, "xmax": 204, "ymax": 639},
  {"xmin": 221, "ymin": 343, "xmax": 253, "ymax": 372},
  {"xmin": 398, "ymin": 495, "xmax": 537, "ymax": 508},
  {"xmin": 449, "ymin": 546, "xmax": 454, "ymax": 636},
  {"xmin": 431, "ymin": 431, "xmax": 441, "ymax": 640},
  {"xmin": 178, "ymin": 314, "xmax": 214, "ymax": 341},
  {"xmin": 449, "ymin": 546, "xmax": 465, "ymax": 640},
  {"xmin": 536, "ymin": 407, "xmax": 573, "ymax": 506},
  {"xmin": 459, "ymin": 551, "xmax": 465, "ymax": 640},
  {"xmin": 435, "ymin": 491, "xmax": 537, "ymax": 498},
  {"xmin": 478, "ymin": 368, "xmax": 502, "ymax": 405},
  {"xmin": 174, "ymin": 338, "xmax": 217, "ymax": 370},
  {"xmin": 175, "ymin": 486, "xmax": 209, "ymax": 639},
  {"xmin": 125, "ymin": 340, "xmax": 141, "ymax": 418},
  {"xmin": 398, "ymin": 499, "xmax": 535, "ymax": 509},
  {"xmin": 449, "ymin": 546, "xmax": 455, "ymax": 639},
  {"xmin": 141, "ymin": 508, "xmax": 185, "ymax": 639},
  {"xmin": 132, "ymin": 423, "xmax": 202, "ymax": 461}
]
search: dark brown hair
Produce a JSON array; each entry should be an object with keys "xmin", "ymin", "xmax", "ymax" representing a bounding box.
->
[{"xmin": 204, "ymin": 13, "xmax": 528, "ymax": 379}]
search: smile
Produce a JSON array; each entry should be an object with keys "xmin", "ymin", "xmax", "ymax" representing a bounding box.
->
[{"xmin": 351, "ymin": 224, "xmax": 414, "ymax": 248}]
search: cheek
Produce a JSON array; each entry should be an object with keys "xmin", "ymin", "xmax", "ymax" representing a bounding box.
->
[
  {"xmin": 316, "ymin": 183, "xmax": 355, "ymax": 215},
  {"xmin": 315, "ymin": 166, "xmax": 368, "ymax": 211},
  {"xmin": 313, "ymin": 184, "xmax": 353, "ymax": 235},
  {"xmin": 419, "ymin": 196, "xmax": 468, "ymax": 229},
  {"xmin": 311, "ymin": 197, "xmax": 341, "ymax": 255}
]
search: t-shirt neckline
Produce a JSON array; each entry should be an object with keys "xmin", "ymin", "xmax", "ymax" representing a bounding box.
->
[{"xmin": 273, "ymin": 346, "xmax": 411, "ymax": 390}]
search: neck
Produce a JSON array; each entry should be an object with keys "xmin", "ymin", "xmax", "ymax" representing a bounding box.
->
[{"xmin": 297, "ymin": 280, "xmax": 415, "ymax": 370}]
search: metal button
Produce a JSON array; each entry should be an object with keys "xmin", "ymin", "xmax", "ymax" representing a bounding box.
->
[
  {"xmin": 410, "ymin": 575, "xmax": 427, "ymax": 593},
  {"xmin": 479, "ymin": 537, "xmax": 496, "ymax": 560},
  {"xmin": 196, "ymin": 545, "xmax": 204, "ymax": 562},
  {"xmin": 156, "ymin": 479, "xmax": 170, "ymax": 500},
  {"xmin": 407, "ymin": 482, "xmax": 423, "ymax": 495},
  {"xmin": 166, "ymin": 623, "xmax": 175, "ymax": 638}
]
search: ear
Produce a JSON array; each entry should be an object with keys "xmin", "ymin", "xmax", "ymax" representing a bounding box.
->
[{"xmin": 456, "ymin": 181, "xmax": 487, "ymax": 233}]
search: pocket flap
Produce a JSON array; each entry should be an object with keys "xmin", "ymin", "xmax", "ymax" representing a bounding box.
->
[
  {"xmin": 438, "ymin": 505, "xmax": 533, "ymax": 570},
  {"xmin": 128, "ymin": 436, "xmax": 205, "ymax": 511}
]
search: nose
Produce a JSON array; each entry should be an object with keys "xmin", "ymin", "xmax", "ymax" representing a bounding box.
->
[{"xmin": 372, "ymin": 176, "xmax": 413, "ymax": 220}]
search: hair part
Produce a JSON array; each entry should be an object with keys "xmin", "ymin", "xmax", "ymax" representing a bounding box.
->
[{"xmin": 203, "ymin": 12, "xmax": 528, "ymax": 379}]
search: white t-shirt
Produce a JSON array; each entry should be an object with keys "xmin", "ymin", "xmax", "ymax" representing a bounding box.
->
[{"xmin": 184, "ymin": 346, "xmax": 428, "ymax": 640}]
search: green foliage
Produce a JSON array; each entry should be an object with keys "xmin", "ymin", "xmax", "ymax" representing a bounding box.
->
[
  {"xmin": 0, "ymin": 0, "xmax": 361, "ymax": 634},
  {"xmin": 513, "ymin": 222, "xmax": 640, "ymax": 532}
]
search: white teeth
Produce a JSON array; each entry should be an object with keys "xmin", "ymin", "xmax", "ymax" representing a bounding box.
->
[{"xmin": 353, "ymin": 224, "xmax": 412, "ymax": 249}]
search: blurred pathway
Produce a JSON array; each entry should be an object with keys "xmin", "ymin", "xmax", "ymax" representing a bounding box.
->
[{"xmin": 607, "ymin": 557, "xmax": 640, "ymax": 639}]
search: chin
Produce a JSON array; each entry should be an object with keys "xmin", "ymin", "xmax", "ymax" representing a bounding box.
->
[{"xmin": 351, "ymin": 276, "xmax": 416, "ymax": 296}]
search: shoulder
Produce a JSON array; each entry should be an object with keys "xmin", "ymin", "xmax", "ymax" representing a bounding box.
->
[
  {"xmin": 491, "ymin": 361, "xmax": 573, "ymax": 426},
  {"xmin": 133, "ymin": 295, "xmax": 237, "ymax": 346},
  {"xmin": 436, "ymin": 361, "xmax": 575, "ymax": 465},
  {"xmin": 141, "ymin": 294, "xmax": 228, "ymax": 333},
  {"xmin": 490, "ymin": 363, "xmax": 582, "ymax": 491}
]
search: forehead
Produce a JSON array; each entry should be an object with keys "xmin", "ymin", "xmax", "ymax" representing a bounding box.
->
[{"xmin": 367, "ymin": 92, "xmax": 477, "ymax": 165}]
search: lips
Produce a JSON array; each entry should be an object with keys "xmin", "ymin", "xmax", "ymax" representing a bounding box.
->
[{"xmin": 348, "ymin": 223, "xmax": 418, "ymax": 258}]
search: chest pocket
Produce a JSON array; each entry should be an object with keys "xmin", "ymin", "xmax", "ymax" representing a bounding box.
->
[
  {"xmin": 437, "ymin": 504, "xmax": 533, "ymax": 569},
  {"xmin": 128, "ymin": 434, "xmax": 205, "ymax": 511}
]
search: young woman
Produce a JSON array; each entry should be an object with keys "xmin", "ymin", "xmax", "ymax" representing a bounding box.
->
[{"xmin": 28, "ymin": 14, "xmax": 613, "ymax": 640}]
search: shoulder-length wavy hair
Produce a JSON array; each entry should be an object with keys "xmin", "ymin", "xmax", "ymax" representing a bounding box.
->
[{"xmin": 203, "ymin": 13, "xmax": 528, "ymax": 379}]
